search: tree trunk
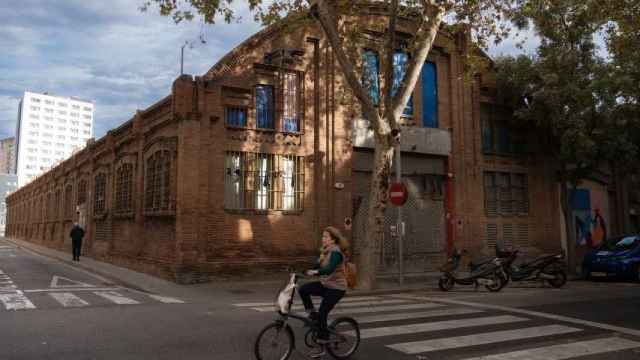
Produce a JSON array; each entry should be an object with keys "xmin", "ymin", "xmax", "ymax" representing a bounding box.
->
[
  {"xmin": 357, "ymin": 136, "xmax": 394, "ymax": 290},
  {"xmin": 559, "ymin": 180, "xmax": 577, "ymax": 275}
]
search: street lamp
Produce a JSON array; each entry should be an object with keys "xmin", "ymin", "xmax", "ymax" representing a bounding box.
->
[{"xmin": 180, "ymin": 35, "xmax": 207, "ymax": 75}]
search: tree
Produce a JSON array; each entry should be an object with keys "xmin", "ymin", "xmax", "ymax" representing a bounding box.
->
[
  {"xmin": 141, "ymin": 0, "xmax": 518, "ymax": 289},
  {"xmin": 496, "ymin": 0, "xmax": 637, "ymax": 273}
]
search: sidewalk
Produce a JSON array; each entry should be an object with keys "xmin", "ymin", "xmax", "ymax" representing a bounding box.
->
[
  {"xmin": 2, "ymin": 236, "xmax": 182, "ymax": 297},
  {"xmin": 2, "ymin": 236, "xmax": 443, "ymax": 298}
]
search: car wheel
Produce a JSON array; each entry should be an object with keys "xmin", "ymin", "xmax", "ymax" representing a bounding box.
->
[{"xmin": 636, "ymin": 264, "xmax": 640, "ymax": 283}]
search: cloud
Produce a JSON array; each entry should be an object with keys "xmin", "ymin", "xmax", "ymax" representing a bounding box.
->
[{"xmin": 0, "ymin": 0, "xmax": 260, "ymax": 140}]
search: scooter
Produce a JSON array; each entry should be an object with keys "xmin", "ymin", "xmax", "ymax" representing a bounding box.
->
[
  {"xmin": 504, "ymin": 251, "xmax": 567, "ymax": 288},
  {"xmin": 438, "ymin": 249, "xmax": 508, "ymax": 292}
]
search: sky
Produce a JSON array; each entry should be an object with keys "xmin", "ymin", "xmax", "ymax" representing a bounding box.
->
[{"xmin": 0, "ymin": 1, "xmax": 534, "ymax": 141}]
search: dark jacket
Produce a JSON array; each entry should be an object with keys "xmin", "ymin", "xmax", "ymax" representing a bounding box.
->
[{"xmin": 70, "ymin": 226, "xmax": 85, "ymax": 242}]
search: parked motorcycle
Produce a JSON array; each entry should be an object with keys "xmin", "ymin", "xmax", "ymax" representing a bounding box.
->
[
  {"xmin": 503, "ymin": 250, "xmax": 567, "ymax": 288},
  {"xmin": 438, "ymin": 249, "xmax": 508, "ymax": 292}
]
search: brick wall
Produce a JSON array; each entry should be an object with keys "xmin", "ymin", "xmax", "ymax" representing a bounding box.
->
[{"xmin": 6, "ymin": 11, "xmax": 563, "ymax": 282}]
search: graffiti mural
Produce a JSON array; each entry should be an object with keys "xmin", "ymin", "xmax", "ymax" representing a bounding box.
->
[{"xmin": 571, "ymin": 189, "xmax": 607, "ymax": 248}]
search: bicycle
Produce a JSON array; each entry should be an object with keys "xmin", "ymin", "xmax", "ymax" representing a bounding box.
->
[{"xmin": 254, "ymin": 271, "xmax": 361, "ymax": 360}]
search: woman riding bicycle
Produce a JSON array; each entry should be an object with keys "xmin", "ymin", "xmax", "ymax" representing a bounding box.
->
[{"xmin": 299, "ymin": 226, "xmax": 349, "ymax": 358}]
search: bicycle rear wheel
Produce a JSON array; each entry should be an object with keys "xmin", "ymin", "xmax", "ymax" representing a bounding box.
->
[
  {"xmin": 254, "ymin": 322, "xmax": 294, "ymax": 360},
  {"xmin": 326, "ymin": 317, "xmax": 360, "ymax": 359}
]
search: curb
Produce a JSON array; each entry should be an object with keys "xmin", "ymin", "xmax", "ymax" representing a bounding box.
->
[{"xmin": 4, "ymin": 237, "xmax": 153, "ymax": 294}]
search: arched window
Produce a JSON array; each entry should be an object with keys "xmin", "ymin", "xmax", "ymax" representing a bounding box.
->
[
  {"xmin": 94, "ymin": 173, "xmax": 107, "ymax": 214},
  {"xmin": 54, "ymin": 188, "xmax": 61, "ymax": 220},
  {"xmin": 144, "ymin": 150, "xmax": 173, "ymax": 213},
  {"xmin": 115, "ymin": 163, "xmax": 134, "ymax": 213},
  {"xmin": 64, "ymin": 185, "xmax": 73, "ymax": 219},
  {"xmin": 46, "ymin": 193, "xmax": 52, "ymax": 221},
  {"xmin": 77, "ymin": 179, "xmax": 87, "ymax": 205}
]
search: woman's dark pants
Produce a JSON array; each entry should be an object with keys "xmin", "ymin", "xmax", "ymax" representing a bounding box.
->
[{"xmin": 298, "ymin": 281, "xmax": 345, "ymax": 340}]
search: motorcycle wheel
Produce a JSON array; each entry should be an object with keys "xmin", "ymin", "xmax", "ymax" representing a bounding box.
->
[
  {"xmin": 546, "ymin": 270, "xmax": 567, "ymax": 288},
  {"xmin": 485, "ymin": 273, "xmax": 505, "ymax": 292},
  {"xmin": 438, "ymin": 275, "xmax": 454, "ymax": 291}
]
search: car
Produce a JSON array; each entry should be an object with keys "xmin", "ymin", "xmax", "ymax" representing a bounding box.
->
[{"xmin": 582, "ymin": 234, "xmax": 640, "ymax": 281}]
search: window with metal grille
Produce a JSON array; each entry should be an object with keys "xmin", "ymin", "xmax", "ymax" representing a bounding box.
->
[
  {"xmin": 256, "ymin": 85, "xmax": 274, "ymax": 129},
  {"xmin": 484, "ymin": 171, "xmax": 529, "ymax": 217},
  {"xmin": 77, "ymin": 180, "xmax": 87, "ymax": 205},
  {"xmin": 226, "ymin": 107, "xmax": 247, "ymax": 127},
  {"xmin": 144, "ymin": 150, "xmax": 173, "ymax": 213},
  {"xmin": 115, "ymin": 163, "xmax": 133, "ymax": 213},
  {"xmin": 283, "ymin": 72, "xmax": 300, "ymax": 132},
  {"xmin": 94, "ymin": 173, "xmax": 107, "ymax": 214},
  {"xmin": 64, "ymin": 185, "xmax": 73, "ymax": 219},
  {"xmin": 224, "ymin": 151, "xmax": 304, "ymax": 211}
]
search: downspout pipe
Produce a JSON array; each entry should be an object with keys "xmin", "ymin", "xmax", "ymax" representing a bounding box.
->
[{"xmin": 446, "ymin": 149, "xmax": 455, "ymax": 256}]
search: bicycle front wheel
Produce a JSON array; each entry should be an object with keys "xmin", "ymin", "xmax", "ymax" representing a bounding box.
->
[
  {"xmin": 254, "ymin": 322, "xmax": 294, "ymax": 360},
  {"xmin": 327, "ymin": 317, "xmax": 360, "ymax": 359}
]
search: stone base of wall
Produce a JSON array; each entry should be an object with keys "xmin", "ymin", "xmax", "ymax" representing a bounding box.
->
[{"xmin": 173, "ymin": 257, "xmax": 316, "ymax": 284}]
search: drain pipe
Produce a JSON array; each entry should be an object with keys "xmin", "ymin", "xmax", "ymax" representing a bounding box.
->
[{"xmin": 446, "ymin": 150, "xmax": 455, "ymax": 256}]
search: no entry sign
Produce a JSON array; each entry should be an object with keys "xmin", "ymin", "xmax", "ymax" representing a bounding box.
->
[{"xmin": 389, "ymin": 182, "xmax": 408, "ymax": 206}]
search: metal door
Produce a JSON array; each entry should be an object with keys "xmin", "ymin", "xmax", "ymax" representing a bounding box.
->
[{"xmin": 352, "ymin": 172, "xmax": 446, "ymax": 275}]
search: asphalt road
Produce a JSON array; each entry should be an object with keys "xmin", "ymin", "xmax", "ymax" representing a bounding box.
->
[{"xmin": 1, "ymin": 239, "xmax": 640, "ymax": 360}]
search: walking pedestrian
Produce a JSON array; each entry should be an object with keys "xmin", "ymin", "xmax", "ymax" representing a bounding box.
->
[{"xmin": 70, "ymin": 222, "xmax": 85, "ymax": 261}]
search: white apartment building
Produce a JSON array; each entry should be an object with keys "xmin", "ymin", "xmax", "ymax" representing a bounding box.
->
[{"xmin": 15, "ymin": 91, "xmax": 94, "ymax": 187}]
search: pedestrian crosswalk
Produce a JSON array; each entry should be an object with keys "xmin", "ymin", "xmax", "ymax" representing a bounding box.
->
[
  {"xmin": 0, "ymin": 288, "xmax": 184, "ymax": 311},
  {"xmin": 233, "ymin": 294, "xmax": 640, "ymax": 359}
]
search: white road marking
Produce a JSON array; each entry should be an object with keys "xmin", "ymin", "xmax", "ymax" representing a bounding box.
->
[
  {"xmin": 393, "ymin": 294, "xmax": 640, "ymax": 338},
  {"xmin": 0, "ymin": 291, "xmax": 37, "ymax": 310},
  {"xmin": 460, "ymin": 336, "xmax": 640, "ymax": 360},
  {"xmin": 387, "ymin": 325, "xmax": 582, "ymax": 354},
  {"xmin": 50, "ymin": 275, "xmax": 95, "ymax": 288},
  {"xmin": 356, "ymin": 308, "xmax": 485, "ymax": 324},
  {"xmin": 233, "ymin": 296, "xmax": 381, "ymax": 308},
  {"xmin": 24, "ymin": 287, "xmax": 120, "ymax": 293},
  {"xmin": 94, "ymin": 291, "xmax": 140, "ymax": 305},
  {"xmin": 358, "ymin": 315, "xmax": 528, "ymax": 339},
  {"xmin": 0, "ymin": 284, "xmax": 17, "ymax": 290},
  {"xmin": 250, "ymin": 299, "xmax": 410, "ymax": 312},
  {"xmin": 295, "ymin": 302, "xmax": 445, "ymax": 316},
  {"xmin": 49, "ymin": 292, "xmax": 89, "ymax": 307},
  {"xmin": 147, "ymin": 294, "xmax": 184, "ymax": 304}
]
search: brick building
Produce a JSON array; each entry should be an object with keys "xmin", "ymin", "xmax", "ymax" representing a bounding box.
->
[{"xmin": 5, "ymin": 9, "xmax": 564, "ymax": 282}]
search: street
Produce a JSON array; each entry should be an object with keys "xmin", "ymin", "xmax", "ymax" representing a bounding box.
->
[{"xmin": 1, "ymin": 238, "xmax": 640, "ymax": 360}]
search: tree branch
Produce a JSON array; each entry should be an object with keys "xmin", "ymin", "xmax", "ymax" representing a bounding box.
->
[
  {"xmin": 383, "ymin": 0, "xmax": 399, "ymax": 117},
  {"xmin": 390, "ymin": 2, "xmax": 445, "ymax": 122},
  {"xmin": 312, "ymin": 0, "xmax": 384, "ymax": 132}
]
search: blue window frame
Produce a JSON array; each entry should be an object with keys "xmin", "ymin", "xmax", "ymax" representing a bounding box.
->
[
  {"xmin": 392, "ymin": 51, "xmax": 414, "ymax": 116},
  {"xmin": 226, "ymin": 107, "xmax": 247, "ymax": 127},
  {"xmin": 362, "ymin": 50, "xmax": 380, "ymax": 106},
  {"xmin": 421, "ymin": 61, "xmax": 438, "ymax": 128},
  {"xmin": 256, "ymin": 85, "xmax": 274, "ymax": 129}
]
